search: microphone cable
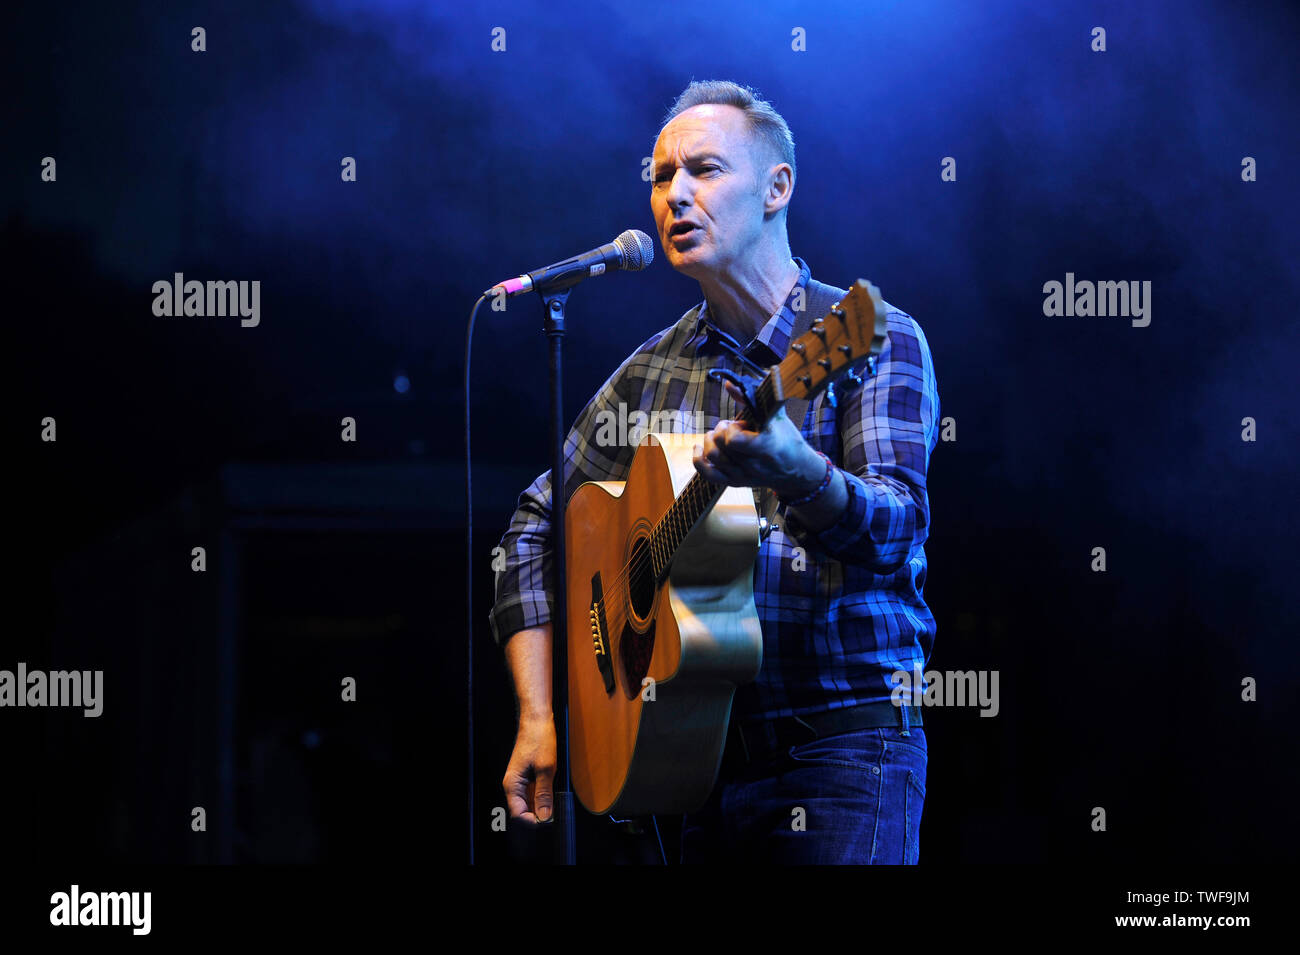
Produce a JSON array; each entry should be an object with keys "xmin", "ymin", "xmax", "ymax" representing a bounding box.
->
[{"xmin": 465, "ymin": 292, "xmax": 490, "ymax": 865}]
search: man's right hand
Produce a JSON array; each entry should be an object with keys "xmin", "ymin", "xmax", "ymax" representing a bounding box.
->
[{"xmin": 502, "ymin": 713, "xmax": 557, "ymax": 825}]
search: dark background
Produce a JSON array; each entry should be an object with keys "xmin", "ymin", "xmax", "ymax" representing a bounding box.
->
[{"xmin": 6, "ymin": 0, "xmax": 1298, "ymax": 865}]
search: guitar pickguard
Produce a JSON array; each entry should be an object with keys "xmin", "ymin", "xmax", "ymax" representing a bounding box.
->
[{"xmin": 619, "ymin": 616, "xmax": 656, "ymax": 700}]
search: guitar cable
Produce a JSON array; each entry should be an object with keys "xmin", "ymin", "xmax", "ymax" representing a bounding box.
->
[{"xmin": 607, "ymin": 814, "xmax": 668, "ymax": 864}]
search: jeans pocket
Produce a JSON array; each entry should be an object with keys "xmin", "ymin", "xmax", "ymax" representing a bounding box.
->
[
  {"xmin": 785, "ymin": 729, "xmax": 884, "ymax": 770},
  {"xmin": 904, "ymin": 769, "xmax": 926, "ymax": 864},
  {"xmin": 881, "ymin": 725, "xmax": 927, "ymax": 757}
]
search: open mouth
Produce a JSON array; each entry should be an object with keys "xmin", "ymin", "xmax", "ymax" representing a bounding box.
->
[{"xmin": 669, "ymin": 222, "xmax": 698, "ymax": 238}]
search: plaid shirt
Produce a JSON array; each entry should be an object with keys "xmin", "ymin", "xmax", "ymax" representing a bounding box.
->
[{"xmin": 489, "ymin": 257, "xmax": 940, "ymax": 726}]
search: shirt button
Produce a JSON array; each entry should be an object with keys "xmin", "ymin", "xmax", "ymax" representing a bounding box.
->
[{"xmin": 872, "ymin": 766, "xmax": 880, "ymax": 775}]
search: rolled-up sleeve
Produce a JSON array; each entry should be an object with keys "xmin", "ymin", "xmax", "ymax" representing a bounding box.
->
[
  {"xmin": 791, "ymin": 309, "xmax": 939, "ymax": 574},
  {"xmin": 486, "ymin": 466, "xmax": 560, "ymax": 647}
]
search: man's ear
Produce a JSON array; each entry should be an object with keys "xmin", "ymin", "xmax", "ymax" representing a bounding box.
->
[{"xmin": 763, "ymin": 162, "xmax": 795, "ymax": 216}]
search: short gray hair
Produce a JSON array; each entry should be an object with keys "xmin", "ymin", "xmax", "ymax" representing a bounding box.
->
[{"xmin": 658, "ymin": 80, "xmax": 796, "ymax": 180}]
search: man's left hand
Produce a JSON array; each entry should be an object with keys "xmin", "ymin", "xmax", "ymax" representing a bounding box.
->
[{"xmin": 693, "ymin": 381, "xmax": 824, "ymax": 498}]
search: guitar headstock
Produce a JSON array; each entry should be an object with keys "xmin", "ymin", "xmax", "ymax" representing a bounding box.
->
[
  {"xmin": 767, "ymin": 279, "xmax": 889, "ymax": 412},
  {"xmin": 717, "ymin": 280, "xmax": 889, "ymax": 428}
]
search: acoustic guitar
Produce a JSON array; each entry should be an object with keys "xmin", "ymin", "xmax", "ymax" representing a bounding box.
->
[{"xmin": 564, "ymin": 279, "xmax": 889, "ymax": 816}]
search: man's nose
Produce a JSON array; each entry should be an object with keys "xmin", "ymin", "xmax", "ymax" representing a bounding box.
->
[{"xmin": 666, "ymin": 169, "xmax": 693, "ymax": 211}]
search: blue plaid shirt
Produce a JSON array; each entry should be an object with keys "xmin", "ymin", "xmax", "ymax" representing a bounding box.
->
[{"xmin": 489, "ymin": 257, "xmax": 940, "ymax": 726}]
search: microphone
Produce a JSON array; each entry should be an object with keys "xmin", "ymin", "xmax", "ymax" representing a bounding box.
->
[{"xmin": 487, "ymin": 229, "xmax": 655, "ymax": 297}]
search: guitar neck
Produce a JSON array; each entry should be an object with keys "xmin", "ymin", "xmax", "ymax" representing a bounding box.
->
[
  {"xmin": 643, "ymin": 381, "xmax": 770, "ymax": 582},
  {"xmin": 646, "ymin": 471, "xmax": 727, "ymax": 582},
  {"xmin": 643, "ymin": 279, "xmax": 887, "ymax": 581}
]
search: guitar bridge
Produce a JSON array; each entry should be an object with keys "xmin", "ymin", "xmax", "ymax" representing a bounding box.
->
[{"xmin": 589, "ymin": 573, "xmax": 615, "ymax": 695}]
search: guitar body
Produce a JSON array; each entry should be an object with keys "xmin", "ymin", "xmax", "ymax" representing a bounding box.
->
[{"xmin": 565, "ymin": 432, "xmax": 763, "ymax": 816}]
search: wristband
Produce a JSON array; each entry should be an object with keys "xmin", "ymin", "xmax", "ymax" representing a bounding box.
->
[{"xmin": 781, "ymin": 451, "xmax": 834, "ymax": 507}]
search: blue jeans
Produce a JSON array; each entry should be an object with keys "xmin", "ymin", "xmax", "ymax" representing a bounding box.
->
[{"xmin": 680, "ymin": 726, "xmax": 927, "ymax": 864}]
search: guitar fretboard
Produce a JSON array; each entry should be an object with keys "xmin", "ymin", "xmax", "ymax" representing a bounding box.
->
[{"xmin": 645, "ymin": 374, "xmax": 779, "ymax": 579}]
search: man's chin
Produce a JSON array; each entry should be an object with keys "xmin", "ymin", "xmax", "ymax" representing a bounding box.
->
[{"xmin": 666, "ymin": 247, "xmax": 712, "ymax": 277}]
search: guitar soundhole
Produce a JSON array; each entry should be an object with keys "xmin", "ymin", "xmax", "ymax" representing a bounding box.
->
[
  {"xmin": 627, "ymin": 536, "xmax": 656, "ymax": 621},
  {"xmin": 621, "ymin": 536, "xmax": 657, "ymax": 691}
]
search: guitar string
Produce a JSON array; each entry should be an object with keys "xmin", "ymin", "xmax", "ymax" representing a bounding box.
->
[
  {"xmin": 598, "ymin": 470, "xmax": 727, "ymax": 668},
  {"xmin": 593, "ymin": 375, "xmax": 770, "ymax": 625},
  {"xmin": 595, "ymin": 326, "xmax": 864, "ymax": 640},
  {"xmin": 596, "ymin": 334, "xmax": 866, "ymax": 653},
  {"xmin": 576, "ymin": 298, "xmax": 875, "ymax": 688},
  {"xmin": 596, "ymin": 371, "xmax": 772, "ymax": 619},
  {"xmin": 592, "ymin": 373, "xmax": 777, "ymax": 658},
  {"xmin": 598, "ymin": 474, "xmax": 725, "ymax": 638}
]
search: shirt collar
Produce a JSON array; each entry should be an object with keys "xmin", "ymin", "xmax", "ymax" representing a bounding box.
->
[{"xmin": 688, "ymin": 256, "xmax": 812, "ymax": 367}]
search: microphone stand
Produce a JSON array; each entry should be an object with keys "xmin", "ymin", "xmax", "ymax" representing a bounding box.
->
[{"xmin": 540, "ymin": 287, "xmax": 577, "ymax": 865}]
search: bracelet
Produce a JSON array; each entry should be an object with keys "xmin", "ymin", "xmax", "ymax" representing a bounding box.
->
[{"xmin": 781, "ymin": 451, "xmax": 834, "ymax": 507}]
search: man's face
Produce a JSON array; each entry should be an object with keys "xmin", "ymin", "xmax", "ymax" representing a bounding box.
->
[{"xmin": 651, "ymin": 104, "xmax": 773, "ymax": 278}]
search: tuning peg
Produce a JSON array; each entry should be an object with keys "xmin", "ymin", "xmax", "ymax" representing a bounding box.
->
[
  {"xmin": 839, "ymin": 344, "xmax": 852, "ymax": 355},
  {"xmin": 811, "ymin": 323, "xmax": 826, "ymax": 339},
  {"xmin": 791, "ymin": 342, "xmax": 806, "ymax": 355}
]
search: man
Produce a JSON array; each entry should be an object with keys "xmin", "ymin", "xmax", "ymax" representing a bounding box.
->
[{"xmin": 490, "ymin": 80, "xmax": 940, "ymax": 863}]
